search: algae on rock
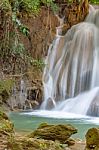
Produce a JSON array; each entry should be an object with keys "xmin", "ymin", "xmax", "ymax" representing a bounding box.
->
[
  {"xmin": 85, "ymin": 128, "xmax": 99, "ymax": 150},
  {"xmin": 0, "ymin": 111, "xmax": 14, "ymax": 150},
  {"xmin": 0, "ymin": 111, "xmax": 14, "ymax": 134},
  {"xmin": 28, "ymin": 123, "xmax": 77, "ymax": 144},
  {"xmin": 0, "ymin": 113, "xmax": 74, "ymax": 150},
  {"xmin": 8, "ymin": 137, "xmax": 66, "ymax": 150}
]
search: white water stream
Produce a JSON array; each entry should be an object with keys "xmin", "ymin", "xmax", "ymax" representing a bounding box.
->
[{"xmin": 40, "ymin": 6, "xmax": 99, "ymax": 117}]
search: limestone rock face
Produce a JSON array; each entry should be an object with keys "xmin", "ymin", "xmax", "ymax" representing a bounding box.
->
[
  {"xmin": 28, "ymin": 123, "xmax": 77, "ymax": 144},
  {"xmin": 85, "ymin": 128, "xmax": 99, "ymax": 150},
  {"xmin": 58, "ymin": 0, "xmax": 89, "ymax": 34},
  {"xmin": 19, "ymin": 0, "xmax": 89, "ymax": 59}
]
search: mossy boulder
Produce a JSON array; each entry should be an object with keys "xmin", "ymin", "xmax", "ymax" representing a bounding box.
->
[
  {"xmin": 28, "ymin": 123, "xmax": 77, "ymax": 144},
  {"xmin": 0, "ymin": 111, "xmax": 14, "ymax": 150},
  {"xmin": 8, "ymin": 136, "xmax": 66, "ymax": 150},
  {"xmin": 85, "ymin": 128, "xmax": 99, "ymax": 150}
]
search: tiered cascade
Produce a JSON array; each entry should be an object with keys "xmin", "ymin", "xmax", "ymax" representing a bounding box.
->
[{"xmin": 41, "ymin": 7, "xmax": 99, "ymax": 116}]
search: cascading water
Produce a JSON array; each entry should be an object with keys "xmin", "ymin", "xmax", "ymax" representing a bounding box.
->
[
  {"xmin": 8, "ymin": 79, "xmax": 26, "ymax": 109},
  {"xmin": 41, "ymin": 7, "xmax": 99, "ymax": 116}
]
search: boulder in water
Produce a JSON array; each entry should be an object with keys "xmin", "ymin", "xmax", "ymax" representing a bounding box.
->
[
  {"xmin": 85, "ymin": 128, "xmax": 99, "ymax": 150},
  {"xmin": 87, "ymin": 95, "xmax": 99, "ymax": 117},
  {"xmin": 46, "ymin": 97, "xmax": 56, "ymax": 110},
  {"xmin": 28, "ymin": 123, "xmax": 77, "ymax": 144},
  {"xmin": 8, "ymin": 136, "xmax": 67, "ymax": 150},
  {"xmin": 0, "ymin": 112, "xmax": 66, "ymax": 150}
]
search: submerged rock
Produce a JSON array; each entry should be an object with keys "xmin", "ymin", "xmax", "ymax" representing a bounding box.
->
[
  {"xmin": 87, "ymin": 95, "xmax": 99, "ymax": 117},
  {"xmin": 85, "ymin": 128, "xmax": 99, "ymax": 150},
  {"xmin": 28, "ymin": 123, "xmax": 77, "ymax": 144}
]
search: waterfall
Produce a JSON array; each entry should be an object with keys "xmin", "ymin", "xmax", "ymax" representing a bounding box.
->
[{"xmin": 41, "ymin": 7, "xmax": 99, "ymax": 116}]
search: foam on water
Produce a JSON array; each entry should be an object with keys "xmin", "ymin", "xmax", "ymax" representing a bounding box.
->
[{"xmin": 22, "ymin": 109, "xmax": 99, "ymax": 125}]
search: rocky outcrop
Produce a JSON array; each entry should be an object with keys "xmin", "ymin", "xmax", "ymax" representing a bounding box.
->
[
  {"xmin": 87, "ymin": 95, "xmax": 99, "ymax": 117},
  {"xmin": 85, "ymin": 128, "xmax": 99, "ymax": 150},
  {"xmin": 0, "ymin": 111, "xmax": 89, "ymax": 150},
  {"xmin": 0, "ymin": 112, "xmax": 77, "ymax": 150},
  {"xmin": 58, "ymin": 0, "xmax": 89, "ymax": 35},
  {"xmin": 0, "ymin": 111, "xmax": 14, "ymax": 150},
  {"xmin": 20, "ymin": 7, "xmax": 59, "ymax": 59},
  {"xmin": 8, "ymin": 136, "xmax": 67, "ymax": 150},
  {"xmin": 0, "ymin": 79, "xmax": 14, "ymax": 112},
  {"xmin": 0, "ymin": 111, "xmax": 14, "ymax": 134},
  {"xmin": 20, "ymin": 0, "xmax": 89, "ymax": 59},
  {"xmin": 24, "ymin": 84, "xmax": 43, "ymax": 109},
  {"xmin": 6, "ymin": 67, "xmax": 43, "ymax": 111},
  {"xmin": 28, "ymin": 123, "xmax": 77, "ymax": 144},
  {"xmin": 0, "ymin": 0, "xmax": 89, "ymax": 111}
]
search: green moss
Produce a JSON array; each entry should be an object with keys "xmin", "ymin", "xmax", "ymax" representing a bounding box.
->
[
  {"xmin": 0, "ymin": 120, "xmax": 13, "ymax": 133},
  {"xmin": 38, "ymin": 122, "xmax": 51, "ymax": 129},
  {"xmin": 0, "ymin": 0, "xmax": 12, "ymax": 11},
  {"xmin": 85, "ymin": 128, "xmax": 99, "ymax": 149},
  {"xmin": 89, "ymin": 0, "xmax": 99, "ymax": 4},
  {"xmin": 0, "ymin": 79, "xmax": 14, "ymax": 101},
  {"xmin": 0, "ymin": 79, "xmax": 14, "ymax": 94},
  {"xmin": 28, "ymin": 123, "xmax": 77, "ymax": 144},
  {"xmin": 0, "ymin": 111, "xmax": 14, "ymax": 134},
  {"xmin": 8, "ymin": 137, "xmax": 64, "ymax": 150},
  {"xmin": 0, "ymin": 111, "xmax": 9, "ymax": 120}
]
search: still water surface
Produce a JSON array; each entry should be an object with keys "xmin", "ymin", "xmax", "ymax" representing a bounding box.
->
[{"xmin": 9, "ymin": 110, "xmax": 99, "ymax": 140}]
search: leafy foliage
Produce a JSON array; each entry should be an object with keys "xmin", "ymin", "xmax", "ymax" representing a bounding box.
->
[
  {"xmin": 89, "ymin": 0, "xmax": 99, "ymax": 4},
  {"xmin": 0, "ymin": 0, "xmax": 11, "ymax": 11},
  {"xmin": 27, "ymin": 56, "xmax": 45, "ymax": 70},
  {"xmin": 19, "ymin": 0, "xmax": 41, "ymax": 13},
  {"xmin": 0, "ymin": 0, "xmax": 59, "ymax": 75},
  {"xmin": 10, "ymin": 0, "xmax": 58, "ymax": 14},
  {"xmin": 1, "ymin": 0, "xmax": 98, "ymax": 74},
  {"xmin": 0, "ymin": 79, "xmax": 14, "ymax": 95}
]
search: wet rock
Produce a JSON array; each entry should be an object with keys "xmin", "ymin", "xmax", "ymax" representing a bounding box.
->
[
  {"xmin": 0, "ymin": 113, "xmax": 77, "ymax": 150},
  {"xmin": 57, "ymin": 0, "xmax": 89, "ymax": 34},
  {"xmin": 46, "ymin": 97, "xmax": 56, "ymax": 110},
  {"xmin": 7, "ymin": 74, "xmax": 43, "ymax": 110},
  {"xmin": 28, "ymin": 123, "xmax": 77, "ymax": 144},
  {"xmin": 8, "ymin": 136, "xmax": 66, "ymax": 150},
  {"xmin": 25, "ymin": 82, "xmax": 43, "ymax": 109},
  {"xmin": 87, "ymin": 95, "xmax": 99, "ymax": 117},
  {"xmin": 26, "ymin": 86, "xmax": 42, "ymax": 104},
  {"xmin": 85, "ymin": 128, "xmax": 99, "ymax": 150},
  {"xmin": 24, "ymin": 100, "xmax": 39, "ymax": 109},
  {"xmin": 66, "ymin": 138, "xmax": 75, "ymax": 146}
]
